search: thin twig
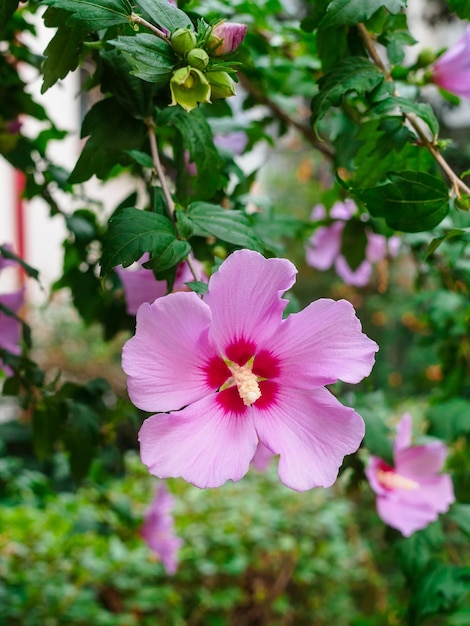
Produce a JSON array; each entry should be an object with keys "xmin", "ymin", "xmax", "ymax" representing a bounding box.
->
[
  {"xmin": 130, "ymin": 12, "xmax": 169, "ymax": 41},
  {"xmin": 238, "ymin": 73, "xmax": 335, "ymax": 159},
  {"xmin": 357, "ymin": 23, "xmax": 470, "ymax": 199},
  {"xmin": 145, "ymin": 118, "xmax": 200, "ymax": 282}
]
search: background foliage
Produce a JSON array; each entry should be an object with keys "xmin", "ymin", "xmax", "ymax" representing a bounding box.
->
[{"xmin": 1, "ymin": 0, "xmax": 470, "ymax": 623}]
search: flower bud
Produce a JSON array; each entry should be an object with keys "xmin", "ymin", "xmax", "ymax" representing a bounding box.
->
[
  {"xmin": 206, "ymin": 71, "xmax": 236, "ymax": 99},
  {"xmin": 186, "ymin": 47, "xmax": 209, "ymax": 70},
  {"xmin": 170, "ymin": 28, "xmax": 197, "ymax": 55},
  {"xmin": 208, "ymin": 21, "xmax": 247, "ymax": 56},
  {"xmin": 170, "ymin": 66, "xmax": 211, "ymax": 112}
]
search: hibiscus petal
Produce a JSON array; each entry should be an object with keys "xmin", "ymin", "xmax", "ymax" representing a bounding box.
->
[
  {"xmin": 334, "ymin": 256, "xmax": 372, "ymax": 287},
  {"xmin": 396, "ymin": 442, "xmax": 449, "ymax": 478},
  {"xmin": 139, "ymin": 394, "xmax": 258, "ymax": 488},
  {"xmin": 306, "ymin": 222, "xmax": 343, "ymax": 271},
  {"xmin": 204, "ymin": 249, "xmax": 296, "ymax": 352},
  {"xmin": 122, "ymin": 291, "xmax": 215, "ymax": 412},
  {"xmin": 394, "ymin": 413, "xmax": 412, "ymax": 451},
  {"xmin": 377, "ymin": 474, "xmax": 454, "ymax": 537},
  {"xmin": 269, "ymin": 298, "xmax": 378, "ymax": 387},
  {"xmin": 253, "ymin": 386, "xmax": 365, "ymax": 491},
  {"xmin": 116, "ymin": 265, "xmax": 167, "ymax": 316}
]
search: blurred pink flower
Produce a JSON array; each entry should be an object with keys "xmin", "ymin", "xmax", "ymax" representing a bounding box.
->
[
  {"xmin": 210, "ymin": 21, "xmax": 247, "ymax": 56},
  {"xmin": 366, "ymin": 414, "xmax": 455, "ymax": 537},
  {"xmin": 432, "ymin": 27, "xmax": 470, "ymax": 100},
  {"xmin": 122, "ymin": 249, "xmax": 378, "ymax": 491},
  {"xmin": 141, "ymin": 483, "xmax": 183, "ymax": 575},
  {"xmin": 306, "ymin": 200, "xmax": 400, "ymax": 287},
  {"xmin": 116, "ymin": 254, "xmax": 205, "ymax": 316},
  {"xmin": 0, "ymin": 244, "xmax": 24, "ymax": 375},
  {"xmin": 251, "ymin": 442, "xmax": 275, "ymax": 471}
]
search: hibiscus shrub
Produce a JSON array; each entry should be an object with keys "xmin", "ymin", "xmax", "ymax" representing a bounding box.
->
[{"xmin": 2, "ymin": 0, "xmax": 470, "ymax": 624}]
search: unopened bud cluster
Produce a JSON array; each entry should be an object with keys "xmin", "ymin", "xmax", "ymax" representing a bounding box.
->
[{"xmin": 168, "ymin": 20, "xmax": 247, "ymax": 112}]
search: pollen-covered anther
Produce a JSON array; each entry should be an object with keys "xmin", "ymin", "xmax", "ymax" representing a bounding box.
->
[
  {"xmin": 377, "ymin": 469, "xmax": 419, "ymax": 491},
  {"xmin": 230, "ymin": 362, "xmax": 262, "ymax": 406}
]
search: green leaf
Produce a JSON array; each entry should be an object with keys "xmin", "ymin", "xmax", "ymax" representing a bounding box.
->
[
  {"xmin": 100, "ymin": 49, "xmax": 159, "ymax": 118},
  {"xmin": 41, "ymin": 8, "xmax": 84, "ymax": 93},
  {"xmin": 371, "ymin": 96, "xmax": 439, "ymax": 138},
  {"xmin": 69, "ymin": 97, "xmax": 146, "ymax": 183},
  {"xmin": 143, "ymin": 239, "xmax": 191, "ymax": 274},
  {"xmin": 126, "ymin": 149, "xmax": 154, "ymax": 169},
  {"xmin": 101, "ymin": 207, "xmax": 177, "ymax": 275},
  {"xmin": 187, "ymin": 202, "xmax": 263, "ymax": 250},
  {"xmin": 0, "ymin": 0, "xmax": 20, "ymax": 37},
  {"xmin": 319, "ymin": 0, "xmax": 406, "ymax": 28},
  {"xmin": 409, "ymin": 564, "xmax": 470, "ymax": 623},
  {"xmin": 341, "ymin": 219, "xmax": 367, "ymax": 270},
  {"xmin": 0, "ymin": 245, "xmax": 39, "ymax": 280},
  {"xmin": 448, "ymin": 0, "xmax": 470, "ymax": 19},
  {"xmin": 158, "ymin": 107, "xmax": 225, "ymax": 200},
  {"xmin": 135, "ymin": 0, "xmax": 193, "ymax": 33},
  {"xmin": 185, "ymin": 280, "xmax": 208, "ymax": 295},
  {"xmin": 447, "ymin": 504, "xmax": 470, "ymax": 536},
  {"xmin": 43, "ymin": 0, "xmax": 132, "ymax": 30},
  {"xmin": 427, "ymin": 399, "xmax": 470, "ymax": 442},
  {"xmin": 109, "ymin": 34, "xmax": 176, "ymax": 85},
  {"xmin": 311, "ymin": 57, "xmax": 385, "ymax": 126},
  {"xmin": 426, "ymin": 228, "xmax": 470, "ymax": 258},
  {"xmin": 356, "ymin": 171, "xmax": 450, "ymax": 232}
]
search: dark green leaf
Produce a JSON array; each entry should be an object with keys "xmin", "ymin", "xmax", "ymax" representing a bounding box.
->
[
  {"xmin": 319, "ymin": 0, "xmax": 406, "ymax": 28},
  {"xmin": 356, "ymin": 171, "xmax": 450, "ymax": 232},
  {"xmin": 426, "ymin": 229, "xmax": 470, "ymax": 258},
  {"xmin": 43, "ymin": 0, "xmax": 132, "ymax": 30},
  {"xmin": 185, "ymin": 280, "xmax": 208, "ymax": 295},
  {"xmin": 143, "ymin": 239, "xmax": 191, "ymax": 274},
  {"xmin": 447, "ymin": 504, "xmax": 470, "ymax": 536},
  {"xmin": 158, "ymin": 107, "xmax": 225, "ymax": 199},
  {"xmin": 135, "ymin": 0, "xmax": 193, "ymax": 33},
  {"xmin": 126, "ymin": 149, "xmax": 154, "ymax": 168},
  {"xmin": 409, "ymin": 564, "xmax": 470, "ymax": 623},
  {"xmin": 341, "ymin": 219, "xmax": 367, "ymax": 270},
  {"xmin": 427, "ymin": 399, "xmax": 470, "ymax": 442},
  {"xmin": 371, "ymin": 96, "xmax": 439, "ymax": 137},
  {"xmin": 311, "ymin": 57, "xmax": 385, "ymax": 125},
  {"xmin": 0, "ymin": 245, "xmax": 39, "ymax": 280},
  {"xmin": 175, "ymin": 208, "xmax": 194, "ymax": 239},
  {"xmin": 32, "ymin": 401, "xmax": 65, "ymax": 460},
  {"xmin": 448, "ymin": 0, "xmax": 470, "ymax": 19},
  {"xmin": 101, "ymin": 207, "xmax": 177, "ymax": 275},
  {"xmin": 41, "ymin": 11, "xmax": 84, "ymax": 93},
  {"xmin": 69, "ymin": 97, "xmax": 146, "ymax": 183},
  {"xmin": 109, "ymin": 34, "xmax": 176, "ymax": 85},
  {"xmin": 100, "ymin": 49, "xmax": 159, "ymax": 118},
  {"xmin": 187, "ymin": 202, "xmax": 263, "ymax": 250},
  {"xmin": 0, "ymin": 0, "xmax": 20, "ymax": 37}
]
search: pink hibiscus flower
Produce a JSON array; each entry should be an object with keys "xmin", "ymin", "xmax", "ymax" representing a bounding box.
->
[
  {"xmin": 116, "ymin": 254, "xmax": 205, "ymax": 316},
  {"xmin": 0, "ymin": 245, "xmax": 24, "ymax": 375},
  {"xmin": 432, "ymin": 26, "xmax": 470, "ymax": 100},
  {"xmin": 366, "ymin": 413, "xmax": 455, "ymax": 537},
  {"xmin": 122, "ymin": 249, "xmax": 378, "ymax": 491},
  {"xmin": 141, "ymin": 482, "xmax": 183, "ymax": 575},
  {"xmin": 306, "ymin": 200, "xmax": 400, "ymax": 287}
]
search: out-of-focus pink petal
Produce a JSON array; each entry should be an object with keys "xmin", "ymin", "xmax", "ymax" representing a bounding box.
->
[
  {"xmin": 116, "ymin": 265, "xmax": 167, "ymax": 316},
  {"xmin": 141, "ymin": 483, "xmax": 182, "ymax": 575},
  {"xmin": 270, "ymin": 298, "xmax": 378, "ymax": 387},
  {"xmin": 394, "ymin": 413, "xmax": 412, "ymax": 451},
  {"xmin": 122, "ymin": 292, "xmax": 215, "ymax": 412},
  {"xmin": 214, "ymin": 132, "xmax": 247, "ymax": 155},
  {"xmin": 310, "ymin": 204, "xmax": 326, "ymax": 221},
  {"xmin": 251, "ymin": 441, "xmax": 275, "ymax": 471},
  {"xmin": 253, "ymin": 386, "xmax": 365, "ymax": 491},
  {"xmin": 204, "ymin": 249, "xmax": 296, "ymax": 354},
  {"xmin": 432, "ymin": 27, "xmax": 470, "ymax": 99},
  {"xmin": 387, "ymin": 235, "xmax": 402, "ymax": 258},
  {"xmin": 396, "ymin": 442, "xmax": 449, "ymax": 477},
  {"xmin": 330, "ymin": 199, "xmax": 356, "ymax": 220},
  {"xmin": 306, "ymin": 222, "xmax": 344, "ymax": 271},
  {"xmin": 377, "ymin": 474, "xmax": 454, "ymax": 536},
  {"xmin": 365, "ymin": 456, "xmax": 391, "ymax": 497},
  {"xmin": 334, "ymin": 256, "xmax": 372, "ymax": 287},
  {"xmin": 139, "ymin": 394, "xmax": 258, "ymax": 488},
  {"xmin": 366, "ymin": 231, "xmax": 388, "ymax": 263}
]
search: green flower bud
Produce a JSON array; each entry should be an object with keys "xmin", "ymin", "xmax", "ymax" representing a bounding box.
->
[
  {"xmin": 170, "ymin": 66, "xmax": 211, "ymax": 112},
  {"xmin": 186, "ymin": 47, "xmax": 209, "ymax": 70},
  {"xmin": 170, "ymin": 28, "xmax": 197, "ymax": 55},
  {"xmin": 205, "ymin": 71, "xmax": 236, "ymax": 99}
]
